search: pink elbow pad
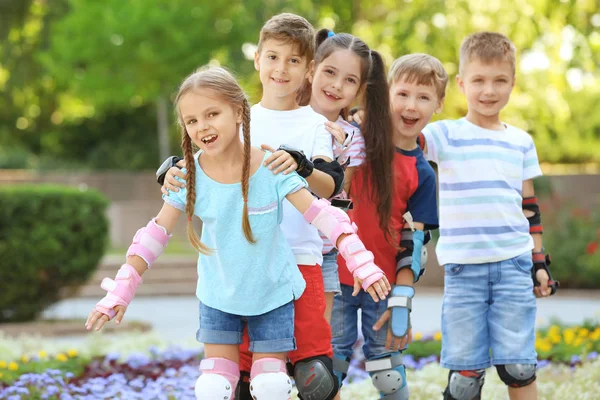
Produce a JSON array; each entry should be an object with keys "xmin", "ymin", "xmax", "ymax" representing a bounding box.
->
[
  {"xmin": 303, "ymin": 198, "xmax": 357, "ymax": 245},
  {"xmin": 338, "ymin": 234, "xmax": 384, "ymax": 290},
  {"xmin": 126, "ymin": 218, "xmax": 171, "ymax": 268},
  {"xmin": 94, "ymin": 264, "xmax": 142, "ymax": 319}
]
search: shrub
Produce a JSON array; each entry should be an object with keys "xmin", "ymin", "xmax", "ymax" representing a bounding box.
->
[
  {"xmin": 0, "ymin": 185, "xmax": 109, "ymax": 322},
  {"xmin": 540, "ymin": 196, "xmax": 600, "ymax": 289}
]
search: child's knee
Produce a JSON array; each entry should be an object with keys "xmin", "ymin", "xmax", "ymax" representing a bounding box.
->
[
  {"xmin": 249, "ymin": 358, "xmax": 292, "ymax": 400},
  {"xmin": 195, "ymin": 357, "xmax": 239, "ymax": 399}
]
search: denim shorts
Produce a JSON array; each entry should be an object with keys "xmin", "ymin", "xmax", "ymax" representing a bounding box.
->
[
  {"xmin": 321, "ymin": 249, "xmax": 341, "ymax": 295},
  {"xmin": 441, "ymin": 252, "xmax": 537, "ymax": 370},
  {"xmin": 330, "ymin": 284, "xmax": 394, "ymax": 361},
  {"xmin": 197, "ymin": 301, "xmax": 296, "ymax": 353}
]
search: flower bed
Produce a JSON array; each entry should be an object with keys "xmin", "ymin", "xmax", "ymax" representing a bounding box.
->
[{"xmin": 1, "ymin": 323, "xmax": 599, "ymax": 399}]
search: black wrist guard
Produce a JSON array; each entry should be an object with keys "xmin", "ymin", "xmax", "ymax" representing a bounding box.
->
[
  {"xmin": 277, "ymin": 145, "xmax": 314, "ymax": 178},
  {"xmin": 532, "ymin": 252, "xmax": 559, "ymax": 295},
  {"xmin": 157, "ymin": 156, "xmax": 183, "ymax": 185},
  {"xmin": 313, "ymin": 158, "xmax": 345, "ymax": 197}
]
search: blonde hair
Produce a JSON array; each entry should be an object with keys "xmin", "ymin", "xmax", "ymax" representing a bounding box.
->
[
  {"xmin": 174, "ymin": 66, "xmax": 255, "ymax": 254},
  {"xmin": 257, "ymin": 13, "xmax": 315, "ymax": 62},
  {"xmin": 459, "ymin": 32, "xmax": 516, "ymax": 75},
  {"xmin": 388, "ymin": 53, "xmax": 448, "ymax": 100}
]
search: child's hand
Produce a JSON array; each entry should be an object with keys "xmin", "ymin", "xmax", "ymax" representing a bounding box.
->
[
  {"xmin": 348, "ymin": 109, "xmax": 365, "ymax": 127},
  {"xmin": 534, "ymin": 269, "xmax": 551, "ymax": 298},
  {"xmin": 161, "ymin": 161, "xmax": 187, "ymax": 196},
  {"xmin": 372, "ymin": 310, "xmax": 412, "ymax": 351},
  {"xmin": 261, "ymin": 144, "xmax": 298, "ymax": 175},
  {"xmin": 352, "ymin": 275, "xmax": 391, "ymax": 302},
  {"xmin": 325, "ymin": 121, "xmax": 346, "ymax": 145},
  {"xmin": 85, "ymin": 305, "xmax": 127, "ymax": 331}
]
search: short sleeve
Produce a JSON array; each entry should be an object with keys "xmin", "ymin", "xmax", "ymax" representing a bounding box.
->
[
  {"xmin": 522, "ymin": 137, "xmax": 543, "ymax": 180},
  {"xmin": 161, "ymin": 171, "xmax": 187, "ymax": 212},
  {"xmin": 312, "ymin": 122, "xmax": 334, "ymax": 160},
  {"xmin": 421, "ymin": 120, "xmax": 449, "ymax": 164},
  {"xmin": 275, "ymin": 171, "xmax": 308, "ymax": 202},
  {"xmin": 346, "ymin": 126, "xmax": 366, "ymax": 168},
  {"xmin": 406, "ymin": 166, "xmax": 439, "ymax": 230}
]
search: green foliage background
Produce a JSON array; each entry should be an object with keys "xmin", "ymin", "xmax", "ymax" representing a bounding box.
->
[{"xmin": 1, "ymin": 0, "xmax": 599, "ymax": 169}]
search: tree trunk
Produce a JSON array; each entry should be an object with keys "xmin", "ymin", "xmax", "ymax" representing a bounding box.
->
[{"xmin": 156, "ymin": 95, "xmax": 170, "ymax": 162}]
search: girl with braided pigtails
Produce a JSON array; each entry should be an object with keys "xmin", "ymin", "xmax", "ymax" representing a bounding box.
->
[{"xmin": 86, "ymin": 66, "xmax": 390, "ymax": 400}]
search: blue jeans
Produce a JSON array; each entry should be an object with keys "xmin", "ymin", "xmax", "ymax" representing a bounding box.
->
[
  {"xmin": 197, "ymin": 301, "xmax": 296, "ymax": 353},
  {"xmin": 441, "ymin": 252, "xmax": 537, "ymax": 370},
  {"xmin": 331, "ymin": 284, "xmax": 394, "ymax": 360},
  {"xmin": 321, "ymin": 249, "xmax": 341, "ymax": 295}
]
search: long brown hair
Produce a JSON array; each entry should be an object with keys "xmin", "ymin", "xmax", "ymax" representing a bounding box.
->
[
  {"xmin": 174, "ymin": 66, "xmax": 255, "ymax": 254},
  {"xmin": 300, "ymin": 29, "xmax": 395, "ymax": 242}
]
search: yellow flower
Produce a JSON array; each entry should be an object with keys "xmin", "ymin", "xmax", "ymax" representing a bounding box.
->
[
  {"xmin": 538, "ymin": 341, "xmax": 552, "ymax": 353},
  {"xmin": 414, "ymin": 332, "xmax": 423, "ymax": 341},
  {"xmin": 38, "ymin": 351, "xmax": 47, "ymax": 359},
  {"xmin": 0, "ymin": 361, "xmax": 6, "ymax": 369},
  {"xmin": 433, "ymin": 331, "xmax": 442, "ymax": 341},
  {"xmin": 578, "ymin": 328, "xmax": 589, "ymax": 338},
  {"xmin": 563, "ymin": 329, "xmax": 575, "ymax": 345},
  {"xmin": 549, "ymin": 333, "xmax": 562, "ymax": 344},
  {"xmin": 20, "ymin": 355, "xmax": 29, "ymax": 363},
  {"xmin": 8, "ymin": 362, "xmax": 18, "ymax": 371},
  {"xmin": 56, "ymin": 353, "xmax": 68, "ymax": 362},
  {"xmin": 67, "ymin": 349, "xmax": 78, "ymax": 358},
  {"xmin": 574, "ymin": 338, "xmax": 584, "ymax": 347},
  {"xmin": 548, "ymin": 325, "xmax": 560, "ymax": 336}
]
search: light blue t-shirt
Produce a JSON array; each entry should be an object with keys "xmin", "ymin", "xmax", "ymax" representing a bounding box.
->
[{"xmin": 163, "ymin": 151, "xmax": 307, "ymax": 316}]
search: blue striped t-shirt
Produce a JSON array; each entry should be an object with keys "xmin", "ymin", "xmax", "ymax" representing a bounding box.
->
[{"xmin": 422, "ymin": 118, "xmax": 543, "ymax": 265}]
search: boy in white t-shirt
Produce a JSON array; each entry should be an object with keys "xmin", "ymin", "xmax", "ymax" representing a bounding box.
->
[{"xmin": 419, "ymin": 32, "xmax": 558, "ymax": 400}]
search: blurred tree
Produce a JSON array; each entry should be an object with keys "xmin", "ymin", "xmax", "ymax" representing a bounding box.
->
[{"xmin": 1, "ymin": 0, "xmax": 599, "ymax": 169}]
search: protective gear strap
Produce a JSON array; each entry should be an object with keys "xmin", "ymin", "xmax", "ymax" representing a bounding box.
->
[
  {"xmin": 277, "ymin": 145, "xmax": 314, "ymax": 178},
  {"xmin": 195, "ymin": 357, "xmax": 239, "ymax": 400},
  {"xmin": 332, "ymin": 354, "xmax": 350, "ymax": 388},
  {"xmin": 366, "ymin": 353, "xmax": 409, "ymax": 399},
  {"xmin": 496, "ymin": 364, "xmax": 536, "ymax": 388},
  {"xmin": 332, "ymin": 130, "xmax": 354, "ymax": 167},
  {"xmin": 313, "ymin": 158, "xmax": 345, "ymax": 197},
  {"xmin": 94, "ymin": 264, "xmax": 142, "ymax": 319},
  {"xmin": 443, "ymin": 370, "xmax": 485, "ymax": 400},
  {"xmin": 532, "ymin": 252, "xmax": 559, "ymax": 295},
  {"xmin": 126, "ymin": 218, "xmax": 171, "ymax": 268},
  {"xmin": 293, "ymin": 355, "xmax": 338, "ymax": 400},
  {"xmin": 396, "ymin": 229, "xmax": 430, "ymax": 283},
  {"xmin": 156, "ymin": 155, "xmax": 183, "ymax": 186},
  {"xmin": 388, "ymin": 285, "xmax": 415, "ymax": 338},
  {"xmin": 249, "ymin": 358, "xmax": 292, "ymax": 400},
  {"xmin": 522, "ymin": 196, "xmax": 543, "ymax": 234}
]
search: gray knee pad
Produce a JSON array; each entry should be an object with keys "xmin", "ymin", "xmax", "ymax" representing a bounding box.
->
[
  {"xmin": 496, "ymin": 364, "xmax": 536, "ymax": 388},
  {"xmin": 365, "ymin": 353, "xmax": 409, "ymax": 400},
  {"xmin": 293, "ymin": 355, "xmax": 338, "ymax": 400},
  {"xmin": 443, "ymin": 370, "xmax": 485, "ymax": 400}
]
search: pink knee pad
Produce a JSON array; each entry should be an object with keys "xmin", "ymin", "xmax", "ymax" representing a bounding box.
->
[
  {"xmin": 195, "ymin": 357, "xmax": 239, "ymax": 400},
  {"xmin": 250, "ymin": 358, "xmax": 292, "ymax": 399}
]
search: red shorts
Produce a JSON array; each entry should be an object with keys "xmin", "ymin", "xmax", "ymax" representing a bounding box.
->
[{"xmin": 239, "ymin": 264, "xmax": 333, "ymax": 372}]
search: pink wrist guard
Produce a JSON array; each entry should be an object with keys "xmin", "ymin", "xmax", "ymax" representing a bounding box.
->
[
  {"xmin": 126, "ymin": 218, "xmax": 171, "ymax": 268},
  {"xmin": 303, "ymin": 198, "xmax": 357, "ymax": 245},
  {"xmin": 94, "ymin": 264, "xmax": 142, "ymax": 319},
  {"xmin": 338, "ymin": 234, "xmax": 384, "ymax": 290}
]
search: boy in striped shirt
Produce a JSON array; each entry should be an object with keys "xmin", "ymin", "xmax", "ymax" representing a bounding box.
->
[{"xmin": 420, "ymin": 32, "xmax": 557, "ymax": 400}]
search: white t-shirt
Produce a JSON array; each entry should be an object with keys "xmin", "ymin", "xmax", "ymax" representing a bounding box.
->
[
  {"xmin": 250, "ymin": 104, "xmax": 334, "ymax": 266},
  {"xmin": 422, "ymin": 118, "xmax": 543, "ymax": 265}
]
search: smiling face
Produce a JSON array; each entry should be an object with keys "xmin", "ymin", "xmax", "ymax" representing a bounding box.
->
[
  {"xmin": 458, "ymin": 58, "xmax": 515, "ymax": 123},
  {"xmin": 178, "ymin": 89, "xmax": 242, "ymax": 155},
  {"xmin": 389, "ymin": 77, "xmax": 444, "ymax": 141},
  {"xmin": 309, "ymin": 49, "xmax": 363, "ymax": 121},
  {"xmin": 254, "ymin": 39, "xmax": 310, "ymax": 106}
]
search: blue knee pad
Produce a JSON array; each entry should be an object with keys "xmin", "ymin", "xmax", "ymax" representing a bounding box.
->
[{"xmin": 365, "ymin": 353, "xmax": 408, "ymax": 399}]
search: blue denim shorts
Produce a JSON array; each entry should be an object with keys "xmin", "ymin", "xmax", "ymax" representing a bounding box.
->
[
  {"xmin": 321, "ymin": 249, "xmax": 341, "ymax": 295},
  {"xmin": 197, "ymin": 301, "xmax": 296, "ymax": 353},
  {"xmin": 441, "ymin": 252, "xmax": 537, "ymax": 370},
  {"xmin": 330, "ymin": 284, "xmax": 394, "ymax": 361}
]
